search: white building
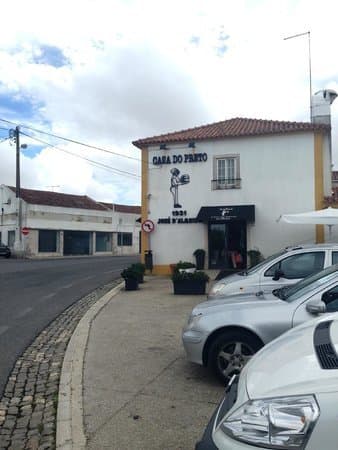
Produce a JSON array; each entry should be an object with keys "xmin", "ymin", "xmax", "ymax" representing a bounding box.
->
[
  {"xmin": 0, "ymin": 185, "xmax": 140, "ymax": 257},
  {"xmin": 134, "ymin": 91, "xmax": 336, "ymax": 275}
]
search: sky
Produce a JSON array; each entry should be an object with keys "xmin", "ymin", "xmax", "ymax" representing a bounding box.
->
[{"xmin": 0, "ymin": 0, "xmax": 337, "ymax": 205}]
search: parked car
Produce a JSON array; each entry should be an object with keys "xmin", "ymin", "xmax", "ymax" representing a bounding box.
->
[
  {"xmin": 196, "ymin": 313, "xmax": 338, "ymax": 449},
  {"xmin": 0, "ymin": 242, "xmax": 11, "ymax": 258},
  {"xmin": 208, "ymin": 244, "xmax": 338, "ymax": 299},
  {"xmin": 183, "ymin": 264, "xmax": 338, "ymax": 383}
]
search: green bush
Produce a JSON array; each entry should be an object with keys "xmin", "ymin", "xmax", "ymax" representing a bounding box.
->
[
  {"xmin": 172, "ymin": 270, "xmax": 209, "ymax": 282},
  {"xmin": 121, "ymin": 267, "xmax": 139, "ymax": 280},
  {"xmin": 174, "ymin": 261, "xmax": 196, "ymax": 273},
  {"xmin": 131, "ymin": 263, "xmax": 146, "ymax": 274}
]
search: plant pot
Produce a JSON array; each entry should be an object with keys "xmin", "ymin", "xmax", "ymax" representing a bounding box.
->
[
  {"xmin": 136, "ymin": 273, "xmax": 144, "ymax": 284},
  {"xmin": 124, "ymin": 278, "xmax": 139, "ymax": 291},
  {"xmin": 173, "ymin": 279, "xmax": 207, "ymax": 295},
  {"xmin": 195, "ymin": 254, "xmax": 205, "ymax": 270}
]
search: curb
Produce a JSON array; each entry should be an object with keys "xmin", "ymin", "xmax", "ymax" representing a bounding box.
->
[{"xmin": 56, "ymin": 282, "xmax": 124, "ymax": 449}]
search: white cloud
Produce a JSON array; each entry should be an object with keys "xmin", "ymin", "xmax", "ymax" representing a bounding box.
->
[{"xmin": 1, "ymin": 0, "xmax": 338, "ymax": 206}]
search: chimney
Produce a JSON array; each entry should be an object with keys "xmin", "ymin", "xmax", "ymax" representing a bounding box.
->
[{"xmin": 311, "ymin": 89, "xmax": 337, "ymax": 125}]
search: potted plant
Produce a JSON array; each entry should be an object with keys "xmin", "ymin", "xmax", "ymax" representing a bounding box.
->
[
  {"xmin": 121, "ymin": 267, "xmax": 139, "ymax": 291},
  {"xmin": 193, "ymin": 249, "xmax": 206, "ymax": 270},
  {"xmin": 131, "ymin": 263, "xmax": 146, "ymax": 283},
  {"xmin": 172, "ymin": 269, "xmax": 209, "ymax": 295},
  {"xmin": 247, "ymin": 249, "xmax": 263, "ymax": 268}
]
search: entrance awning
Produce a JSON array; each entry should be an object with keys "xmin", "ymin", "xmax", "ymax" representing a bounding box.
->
[{"xmin": 196, "ymin": 205, "xmax": 255, "ymax": 222}]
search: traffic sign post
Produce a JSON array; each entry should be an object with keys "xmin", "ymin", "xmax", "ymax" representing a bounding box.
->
[
  {"xmin": 21, "ymin": 227, "xmax": 29, "ymax": 236},
  {"xmin": 141, "ymin": 220, "xmax": 155, "ymax": 233}
]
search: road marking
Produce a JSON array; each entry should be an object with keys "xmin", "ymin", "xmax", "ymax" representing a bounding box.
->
[
  {"xmin": 104, "ymin": 270, "xmax": 112, "ymax": 274},
  {"xmin": 61, "ymin": 283, "xmax": 74, "ymax": 289},
  {"xmin": 41, "ymin": 292, "xmax": 57, "ymax": 300},
  {"xmin": 16, "ymin": 307, "xmax": 33, "ymax": 318},
  {"xmin": 0, "ymin": 326, "xmax": 9, "ymax": 336},
  {"xmin": 81, "ymin": 276, "xmax": 94, "ymax": 281}
]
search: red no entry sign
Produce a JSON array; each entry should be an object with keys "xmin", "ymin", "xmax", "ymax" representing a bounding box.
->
[
  {"xmin": 21, "ymin": 227, "xmax": 30, "ymax": 236},
  {"xmin": 142, "ymin": 220, "xmax": 155, "ymax": 233}
]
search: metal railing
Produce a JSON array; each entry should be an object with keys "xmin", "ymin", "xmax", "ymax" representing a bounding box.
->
[{"xmin": 211, "ymin": 178, "xmax": 241, "ymax": 190}]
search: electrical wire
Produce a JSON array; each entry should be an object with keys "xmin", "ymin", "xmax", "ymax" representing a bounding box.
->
[
  {"xmin": 20, "ymin": 131, "xmax": 140, "ymax": 180},
  {"xmin": 0, "ymin": 117, "xmax": 143, "ymax": 163}
]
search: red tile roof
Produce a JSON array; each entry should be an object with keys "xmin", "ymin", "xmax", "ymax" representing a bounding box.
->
[
  {"xmin": 133, "ymin": 117, "xmax": 330, "ymax": 148},
  {"xmin": 6, "ymin": 187, "xmax": 140, "ymax": 214},
  {"xmin": 7, "ymin": 186, "xmax": 108, "ymax": 211},
  {"xmin": 100, "ymin": 202, "xmax": 141, "ymax": 214}
]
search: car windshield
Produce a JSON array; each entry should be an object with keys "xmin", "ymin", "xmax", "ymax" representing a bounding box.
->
[
  {"xmin": 242, "ymin": 250, "xmax": 287, "ymax": 275},
  {"xmin": 279, "ymin": 264, "xmax": 338, "ymax": 302}
]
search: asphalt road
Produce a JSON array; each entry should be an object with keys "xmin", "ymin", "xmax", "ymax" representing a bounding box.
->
[{"xmin": 0, "ymin": 255, "xmax": 139, "ymax": 397}]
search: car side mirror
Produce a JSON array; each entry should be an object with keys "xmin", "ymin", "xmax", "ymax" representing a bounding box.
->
[
  {"xmin": 272, "ymin": 269, "xmax": 284, "ymax": 281},
  {"xmin": 306, "ymin": 300, "xmax": 327, "ymax": 315}
]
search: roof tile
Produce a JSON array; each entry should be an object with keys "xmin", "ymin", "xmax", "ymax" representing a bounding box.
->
[{"xmin": 133, "ymin": 117, "xmax": 330, "ymax": 148}]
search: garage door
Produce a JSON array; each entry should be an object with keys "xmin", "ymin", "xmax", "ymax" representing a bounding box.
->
[{"xmin": 63, "ymin": 231, "xmax": 91, "ymax": 255}]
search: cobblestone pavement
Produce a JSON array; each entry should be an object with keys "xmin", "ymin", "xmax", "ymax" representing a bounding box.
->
[{"xmin": 0, "ymin": 279, "xmax": 122, "ymax": 450}]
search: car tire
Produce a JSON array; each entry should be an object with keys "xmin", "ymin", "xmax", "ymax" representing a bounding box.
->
[
  {"xmin": 209, "ymin": 330, "xmax": 263, "ymax": 384},
  {"xmin": 5, "ymin": 253, "xmax": 11, "ymax": 259}
]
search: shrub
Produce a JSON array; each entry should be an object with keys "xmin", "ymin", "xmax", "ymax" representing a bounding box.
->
[
  {"xmin": 172, "ymin": 270, "xmax": 209, "ymax": 282},
  {"xmin": 131, "ymin": 263, "xmax": 146, "ymax": 274},
  {"xmin": 174, "ymin": 261, "xmax": 196, "ymax": 273},
  {"xmin": 121, "ymin": 267, "xmax": 139, "ymax": 280}
]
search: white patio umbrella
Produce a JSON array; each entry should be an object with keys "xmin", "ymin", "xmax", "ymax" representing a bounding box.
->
[{"xmin": 280, "ymin": 207, "xmax": 338, "ymax": 239}]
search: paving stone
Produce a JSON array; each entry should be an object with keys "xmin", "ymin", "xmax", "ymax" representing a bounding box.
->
[{"xmin": 0, "ymin": 278, "xmax": 121, "ymax": 450}]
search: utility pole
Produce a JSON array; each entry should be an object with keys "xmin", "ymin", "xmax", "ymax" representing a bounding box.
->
[
  {"xmin": 284, "ymin": 31, "xmax": 312, "ymax": 121},
  {"xmin": 14, "ymin": 126, "xmax": 22, "ymax": 251}
]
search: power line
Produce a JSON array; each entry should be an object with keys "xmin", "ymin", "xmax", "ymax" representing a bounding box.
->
[
  {"xmin": 0, "ymin": 117, "xmax": 142, "ymax": 164},
  {"xmin": 20, "ymin": 131, "xmax": 140, "ymax": 180}
]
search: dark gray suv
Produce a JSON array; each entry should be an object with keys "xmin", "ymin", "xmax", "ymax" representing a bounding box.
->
[{"xmin": 0, "ymin": 243, "xmax": 11, "ymax": 258}]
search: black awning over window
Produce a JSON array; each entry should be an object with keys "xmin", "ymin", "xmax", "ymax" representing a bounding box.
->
[{"xmin": 196, "ymin": 205, "xmax": 255, "ymax": 222}]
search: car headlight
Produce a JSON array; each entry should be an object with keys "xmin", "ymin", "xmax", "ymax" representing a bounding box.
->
[{"xmin": 219, "ymin": 395, "xmax": 319, "ymax": 448}]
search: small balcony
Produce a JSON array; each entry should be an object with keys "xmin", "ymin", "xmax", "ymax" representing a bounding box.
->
[{"xmin": 211, "ymin": 178, "xmax": 241, "ymax": 190}]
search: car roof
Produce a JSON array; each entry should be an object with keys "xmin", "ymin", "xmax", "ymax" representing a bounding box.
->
[{"xmin": 285, "ymin": 243, "xmax": 338, "ymax": 251}]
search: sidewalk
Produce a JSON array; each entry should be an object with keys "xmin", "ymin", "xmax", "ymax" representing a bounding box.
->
[{"xmin": 58, "ymin": 276, "xmax": 224, "ymax": 450}]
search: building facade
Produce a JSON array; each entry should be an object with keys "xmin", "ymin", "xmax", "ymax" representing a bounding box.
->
[
  {"xmin": 0, "ymin": 186, "xmax": 140, "ymax": 257},
  {"xmin": 134, "ymin": 115, "xmax": 333, "ymax": 275}
]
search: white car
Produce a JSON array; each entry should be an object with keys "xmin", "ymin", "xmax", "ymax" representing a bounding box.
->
[
  {"xmin": 208, "ymin": 244, "xmax": 338, "ymax": 299},
  {"xmin": 196, "ymin": 313, "xmax": 338, "ymax": 449}
]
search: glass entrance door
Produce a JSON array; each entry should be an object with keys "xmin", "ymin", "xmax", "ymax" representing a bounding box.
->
[{"xmin": 208, "ymin": 221, "xmax": 246, "ymax": 269}]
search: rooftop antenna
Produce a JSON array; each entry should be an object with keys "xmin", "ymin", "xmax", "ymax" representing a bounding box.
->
[{"xmin": 284, "ymin": 31, "xmax": 312, "ymax": 121}]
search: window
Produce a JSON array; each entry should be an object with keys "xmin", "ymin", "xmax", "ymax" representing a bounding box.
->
[
  {"xmin": 332, "ymin": 252, "xmax": 338, "ymax": 265},
  {"xmin": 39, "ymin": 230, "xmax": 57, "ymax": 252},
  {"xmin": 322, "ymin": 285, "xmax": 338, "ymax": 312},
  {"xmin": 265, "ymin": 252, "xmax": 325, "ymax": 279},
  {"xmin": 213, "ymin": 155, "xmax": 240, "ymax": 189},
  {"xmin": 96, "ymin": 232, "xmax": 112, "ymax": 252},
  {"xmin": 8, "ymin": 230, "xmax": 15, "ymax": 248},
  {"xmin": 117, "ymin": 232, "xmax": 133, "ymax": 246}
]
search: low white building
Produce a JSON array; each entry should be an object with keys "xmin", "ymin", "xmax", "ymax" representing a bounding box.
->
[
  {"xmin": 0, "ymin": 185, "xmax": 140, "ymax": 257},
  {"xmin": 134, "ymin": 91, "xmax": 336, "ymax": 275}
]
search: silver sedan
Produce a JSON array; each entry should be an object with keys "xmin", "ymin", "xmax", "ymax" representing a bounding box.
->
[{"xmin": 182, "ymin": 264, "xmax": 338, "ymax": 383}]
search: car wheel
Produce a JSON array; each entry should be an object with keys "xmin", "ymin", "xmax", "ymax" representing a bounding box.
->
[
  {"xmin": 5, "ymin": 253, "xmax": 10, "ymax": 259},
  {"xmin": 209, "ymin": 331, "xmax": 263, "ymax": 384}
]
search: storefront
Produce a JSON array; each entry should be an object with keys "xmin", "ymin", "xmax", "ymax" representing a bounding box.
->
[
  {"xmin": 133, "ymin": 115, "xmax": 333, "ymax": 275},
  {"xmin": 196, "ymin": 206, "xmax": 254, "ymax": 269}
]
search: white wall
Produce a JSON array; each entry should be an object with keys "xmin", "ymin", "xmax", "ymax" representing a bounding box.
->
[
  {"xmin": 147, "ymin": 132, "xmax": 323, "ymax": 265},
  {"xmin": 0, "ymin": 185, "xmax": 140, "ymax": 256}
]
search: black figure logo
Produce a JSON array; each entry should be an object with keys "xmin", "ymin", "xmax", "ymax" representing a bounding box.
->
[{"xmin": 170, "ymin": 168, "xmax": 190, "ymax": 208}]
